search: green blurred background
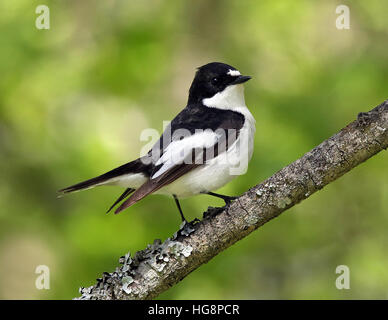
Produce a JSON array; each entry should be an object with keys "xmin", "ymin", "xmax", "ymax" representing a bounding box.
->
[{"xmin": 0, "ymin": 0, "xmax": 387, "ymax": 299}]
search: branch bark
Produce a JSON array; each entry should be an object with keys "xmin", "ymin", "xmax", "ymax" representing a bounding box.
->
[{"xmin": 76, "ymin": 100, "xmax": 388, "ymax": 300}]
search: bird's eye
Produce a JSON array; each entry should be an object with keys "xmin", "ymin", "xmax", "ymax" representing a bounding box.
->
[{"xmin": 211, "ymin": 77, "xmax": 219, "ymax": 85}]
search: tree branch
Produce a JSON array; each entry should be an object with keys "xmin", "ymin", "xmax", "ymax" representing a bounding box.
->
[{"xmin": 76, "ymin": 100, "xmax": 388, "ymax": 300}]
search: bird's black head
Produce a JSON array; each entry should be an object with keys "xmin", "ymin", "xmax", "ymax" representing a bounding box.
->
[{"xmin": 188, "ymin": 62, "xmax": 251, "ymax": 105}]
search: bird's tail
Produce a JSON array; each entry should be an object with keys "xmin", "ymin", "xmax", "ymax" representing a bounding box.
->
[
  {"xmin": 58, "ymin": 158, "xmax": 150, "ymax": 195},
  {"xmin": 106, "ymin": 188, "xmax": 135, "ymax": 213}
]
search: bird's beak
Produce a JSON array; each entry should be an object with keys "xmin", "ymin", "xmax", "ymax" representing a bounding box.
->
[{"xmin": 231, "ymin": 75, "xmax": 251, "ymax": 85}]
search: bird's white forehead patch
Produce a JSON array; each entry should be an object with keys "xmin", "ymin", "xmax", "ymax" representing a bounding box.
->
[{"xmin": 227, "ymin": 69, "xmax": 241, "ymax": 77}]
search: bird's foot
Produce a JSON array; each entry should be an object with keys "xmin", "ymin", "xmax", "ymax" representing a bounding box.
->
[
  {"xmin": 204, "ymin": 191, "xmax": 238, "ymax": 205},
  {"xmin": 176, "ymin": 218, "xmax": 200, "ymax": 238},
  {"xmin": 203, "ymin": 206, "xmax": 224, "ymax": 220},
  {"xmin": 223, "ymin": 195, "xmax": 237, "ymax": 205}
]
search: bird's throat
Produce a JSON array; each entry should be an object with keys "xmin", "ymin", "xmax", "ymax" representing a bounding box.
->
[{"xmin": 203, "ymin": 84, "xmax": 246, "ymax": 111}]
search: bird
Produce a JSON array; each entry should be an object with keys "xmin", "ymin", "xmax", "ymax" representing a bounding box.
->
[{"xmin": 58, "ymin": 62, "xmax": 256, "ymax": 222}]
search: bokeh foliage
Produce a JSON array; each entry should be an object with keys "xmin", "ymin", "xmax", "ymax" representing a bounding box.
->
[{"xmin": 0, "ymin": 0, "xmax": 387, "ymax": 299}]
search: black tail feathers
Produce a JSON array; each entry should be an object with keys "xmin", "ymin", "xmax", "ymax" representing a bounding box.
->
[
  {"xmin": 106, "ymin": 188, "xmax": 135, "ymax": 213},
  {"xmin": 58, "ymin": 158, "xmax": 150, "ymax": 195}
]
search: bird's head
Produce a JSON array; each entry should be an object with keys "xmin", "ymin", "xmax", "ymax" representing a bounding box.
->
[{"xmin": 188, "ymin": 62, "xmax": 251, "ymax": 106}]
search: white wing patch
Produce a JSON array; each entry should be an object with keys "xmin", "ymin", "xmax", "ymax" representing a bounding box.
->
[
  {"xmin": 151, "ymin": 130, "xmax": 220, "ymax": 179},
  {"xmin": 227, "ymin": 69, "xmax": 241, "ymax": 76}
]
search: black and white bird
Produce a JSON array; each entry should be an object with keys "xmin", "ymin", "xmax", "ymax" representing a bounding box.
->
[{"xmin": 59, "ymin": 62, "xmax": 255, "ymax": 221}]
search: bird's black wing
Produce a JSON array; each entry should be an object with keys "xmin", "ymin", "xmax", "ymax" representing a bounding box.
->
[
  {"xmin": 115, "ymin": 104, "xmax": 245, "ymax": 213},
  {"xmin": 148, "ymin": 103, "xmax": 245, "ymax": 156}
]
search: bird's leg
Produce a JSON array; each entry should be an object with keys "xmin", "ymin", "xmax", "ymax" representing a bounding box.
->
[
  {"xmin": 173, "ymin": 194, "xmax": 187, "ymax": 222},
  {"xmin": 205, "ymin": 191, "xmax": 237, "ymax": 205}
]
